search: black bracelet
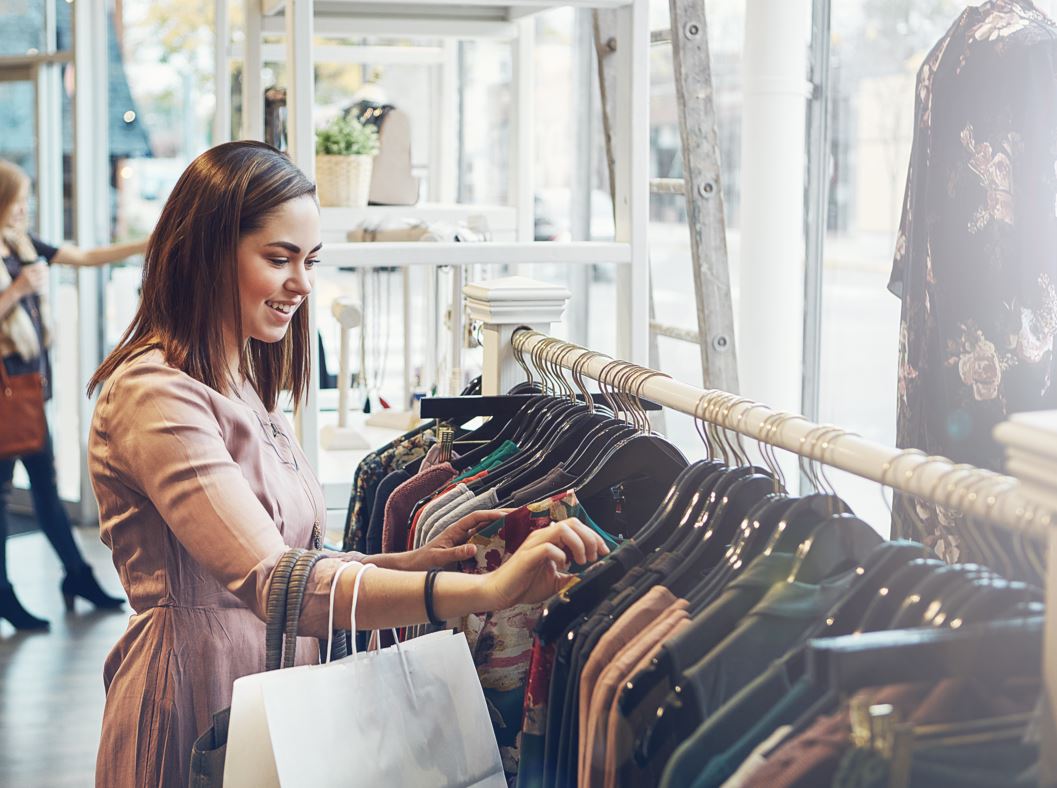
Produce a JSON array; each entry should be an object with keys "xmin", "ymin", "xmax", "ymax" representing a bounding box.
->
[{"xmin": 424, "ymin": 569, "xmax": 444, "ymax": 626}]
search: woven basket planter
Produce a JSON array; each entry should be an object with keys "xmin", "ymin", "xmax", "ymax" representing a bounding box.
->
[{"xmin": 316, "ymin": 154, "xmax": 373, "ymax": 208}]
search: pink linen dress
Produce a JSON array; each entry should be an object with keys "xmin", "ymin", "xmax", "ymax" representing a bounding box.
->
[{"xmin": 89, "ymin": 350, "xmax": 358, "ymax": 786}]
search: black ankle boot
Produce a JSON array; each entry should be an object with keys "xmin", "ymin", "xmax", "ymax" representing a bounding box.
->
[
  {"xmin": 61, "ymin": 567, "xmax": 125, "ymax": 612},
  {"xmin": 0, "ymin": 585, "xmax": 50, "ymax": 631}
]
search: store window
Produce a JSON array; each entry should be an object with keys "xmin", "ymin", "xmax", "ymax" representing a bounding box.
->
[{"xmin": 816, "ymin": 0, "xmax": 971, "ymax": 525}]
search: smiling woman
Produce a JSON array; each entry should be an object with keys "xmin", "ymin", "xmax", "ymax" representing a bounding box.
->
[{"xmin": 81, "ymin": 141, "xmax": 606, "ymax": 787}]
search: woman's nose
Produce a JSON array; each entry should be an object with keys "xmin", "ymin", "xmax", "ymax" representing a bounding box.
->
[{"xmin": 286, "ymin": 267, "xmax": 312, "ymax": 295}]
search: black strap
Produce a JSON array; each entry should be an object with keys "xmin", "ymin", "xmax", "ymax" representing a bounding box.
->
[{"xmin": 424, "ymin": 569, "xmax": 443, "ymax": 626}]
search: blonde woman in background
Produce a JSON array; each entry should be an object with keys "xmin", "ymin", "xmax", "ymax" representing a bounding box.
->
[{"xmin": 0, "ymin": 159, "xmax": 147, "ymax": 631}]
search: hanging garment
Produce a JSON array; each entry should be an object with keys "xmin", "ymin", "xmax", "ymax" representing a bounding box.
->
[
  {"xmin": 590, "ymin": 603, "xmax": 691, "ymax": 788},
  {"xmin": 380, "ymin": 463, "xmax": 456, "ymax": 553},
  {"xmin": 889, "ymin": 0, "xmax": 1057, "ymax": 557},
  {"xmin": 342, "ymin": 426, "xmax": 434, "ymax": 552},
  {"xmin": 455, "ymin": 490, "xmax": 617, "ymax": 782},
  {"xmin": 575, "ymin": 587, "xmax": 682, "ymax": 785}
]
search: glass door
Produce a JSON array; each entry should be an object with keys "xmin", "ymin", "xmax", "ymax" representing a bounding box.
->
[{"xmin": 0, "ymin": 48, "xmax": 80, "ymax": 518}]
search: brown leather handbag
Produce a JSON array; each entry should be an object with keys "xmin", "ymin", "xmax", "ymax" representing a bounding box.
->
[{"xmin": 0, "ymin": 361, "xmax": 46, "ymax": 460}]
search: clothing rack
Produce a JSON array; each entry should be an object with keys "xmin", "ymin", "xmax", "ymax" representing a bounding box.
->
[
  {"xmin": 510, "ymin": 326, "xmax": 1057, "ymax": 781},
  {"xmin": 462, "ymin": 277, "xmax": 1057, "ymax": 782}
]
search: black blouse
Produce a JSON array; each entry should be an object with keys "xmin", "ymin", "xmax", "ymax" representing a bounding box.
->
[{"xmin": 890, "ymin": 0, "xmax": 1057, "ymax": 558}]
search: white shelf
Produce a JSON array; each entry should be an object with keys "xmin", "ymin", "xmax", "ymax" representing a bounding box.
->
[
  {"xmin": 319, "ymin": 202, "xmax": 518, "ymax": 242},
  {"xmin": 261, "ymin": 0, "xmax": 633, "ymax": 23},
  {"xmin": 317, "ymin": 240, "xmax": 631, "ymax": 267}
]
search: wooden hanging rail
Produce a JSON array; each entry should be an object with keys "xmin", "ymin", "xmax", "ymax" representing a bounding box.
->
[{"xmin": 510, "ymin": 329, "xmax": 1052, "ymax": 539}]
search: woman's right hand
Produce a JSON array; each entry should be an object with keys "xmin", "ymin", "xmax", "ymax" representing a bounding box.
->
[
  {"xmin": 13, "ymin": 263, "xmax": 47, "ymax": 296},
  {"xmin": 482, "ymin": 518, "xmax": 609, "ymax": 610}
]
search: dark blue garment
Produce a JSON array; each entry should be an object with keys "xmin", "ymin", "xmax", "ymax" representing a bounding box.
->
[
  {"xmin": 365, "ymin": 470, "xmax": 410, "ymax": 555},
  {"xmin": 3, "ymin": 234, "xmax": 59, "ymax": 401},
  {"xmin": 0, "ymin": 429, "xmax": 88, "ymax": 589}
]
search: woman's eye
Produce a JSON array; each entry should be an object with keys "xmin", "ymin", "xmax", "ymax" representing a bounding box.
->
[
  {"xmin": 269, "ymin": 257, "xmax": 289, "ymax": 265},
  {"xmin": 306, "ymin": 258, "xmax": 320, "ymax": 268}
]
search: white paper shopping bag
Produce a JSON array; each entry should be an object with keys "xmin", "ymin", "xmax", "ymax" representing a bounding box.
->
[
  {"xmin": 264, "ymin": 629, "xmax": 504, "ymax": 787},
  {"xmin": 226, "ymin": 562, "xmax": 504, "ymax": 787}
]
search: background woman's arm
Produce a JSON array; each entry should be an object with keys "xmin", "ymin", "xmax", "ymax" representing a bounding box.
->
[{"xmin": 51, "ymin": 239, "xmax": 147, "ymax": 268}]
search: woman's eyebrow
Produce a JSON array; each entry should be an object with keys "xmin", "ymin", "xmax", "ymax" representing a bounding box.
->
[{"xmin": 263, "ymin": 241, "xmax": 324, "ymax": 254}]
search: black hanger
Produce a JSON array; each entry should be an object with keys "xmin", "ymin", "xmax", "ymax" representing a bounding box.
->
[
  {"xmin": 666, "ymin": 473, "xmax": 777, "ymax": 598},
  {"xmin": 806, "ymin": 540, "xmax": 930, "ymax": 639},
  {"xmin": 655, "ymin": 466, "xmax": 762, "ymax": 557},
  {"xmin": 533, "ymin": 461, "xmax": 717, "ymax": 645},
  {"xmin": 806, "ymin": 616, "xmax": 1043, "ymax": 695},
  {"xmin": 575, "ymin": 433, "xmax": 689, "ymax": 504},
  {"xmin": 482, "ymin": 406, "xmax": 600, "ymax": 497},
  {"xmin": 924, "ymin": 576, "xmax": 1007, "ymax": 627},
  {"xmin": 787, "ymin": 514, "xmax": 884, "ymax": 585},
  {"xmin": 764, "ymin": 494, "xmax": 853, "ymax": 554},
  {"xmin": 857, "ymin": 558, "xmax": 946, "ymax": 633},
  {"xmin": 447, "ymin": 396, "xmax": 538, "ymax": 470},
  {"xmin": 629, "ymin": 460, "xmax": 727, "ymax": 555},
  {"xmin": 565, "ymin": 423, "xmax": 637, "ymax": 479},
  {"xmin": 462, "ymin": 398, "xmax": 585, "ymax": 492},
  {"xmin": 617, "ymin": 488, "xmax": 791, "ymax": 717},
  {"xmin": 954, "ymin": 582, "xmax": 1044, "ymax": 625},
  {"xmin": 683, "ymin": 493, "xmax": 794, "ymax": 613},
  {"xmin": 497, "ymin": 411, "xmax": 614, "ymax": 498},
  {"xmin": 888, "ymin": 564, "xmax": 995, "ymax": 629}
]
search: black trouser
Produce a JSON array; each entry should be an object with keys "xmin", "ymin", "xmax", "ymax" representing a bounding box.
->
[{"xmin": 0, "ymin": 429, "xmax": 88, "ymax": 590}]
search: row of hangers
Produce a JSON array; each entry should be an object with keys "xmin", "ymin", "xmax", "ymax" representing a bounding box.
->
[{"xmin": 500, "ymin": 328, "xmax": 1048, "ymax": 587}]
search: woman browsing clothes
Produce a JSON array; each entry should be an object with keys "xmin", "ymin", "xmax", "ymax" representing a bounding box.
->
[
  {"xmin": 0, "ymin": 159, "xmax": 146, "ymax": 631},
  {"xmin": 85, "ymin": 141, "xmax": 608, "ymax": 786}
]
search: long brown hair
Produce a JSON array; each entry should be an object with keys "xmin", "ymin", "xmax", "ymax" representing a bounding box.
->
[
  {"xmin": 0, "ymin": 160, "xmax": 39, "ymax": 262},
  {"xmin": 88, "ymin": 141, "xmax": 317, "ymax": 410}
]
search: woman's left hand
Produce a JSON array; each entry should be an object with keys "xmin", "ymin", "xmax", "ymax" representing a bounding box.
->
[{"xmin": 401, "ymin": 509, "xmax": 511, "ymax": 571}]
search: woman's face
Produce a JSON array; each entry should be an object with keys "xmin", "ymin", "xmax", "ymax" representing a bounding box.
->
[
  {"xmin": 234, "ymin": 195, "xmax": 320, "ymax": 345},
  {"xmin": 1, "ymin": 179, "xmax": 29, "ymax": 230}
]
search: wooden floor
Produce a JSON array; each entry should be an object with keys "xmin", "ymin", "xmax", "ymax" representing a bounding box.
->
[{"xmin": 0, "ymin": 526, "xmax": 129, "ymax": 786}]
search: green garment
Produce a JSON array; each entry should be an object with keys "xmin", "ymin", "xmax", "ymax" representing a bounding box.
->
[{"xmin": 452, "ymin": 439, "xmax": 519, "ymax": 482}]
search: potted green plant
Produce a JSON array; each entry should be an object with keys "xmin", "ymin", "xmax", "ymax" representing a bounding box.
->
[{"xmin": 315, "ymin": 115, "xmax": 380, "ymax": 208}]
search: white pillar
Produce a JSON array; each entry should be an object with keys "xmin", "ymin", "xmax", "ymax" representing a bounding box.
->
[
  {"xmin": 285, "ymin": 0, "xmax": 319, "ymax": 469},
  {"xmin": 613, "ymin": 0, "xmax": 650, "ymax": 365},
  {"xmin": 213, "ymin": 0, "xmax": 232, "ymax": 144},
  {"xmin": 241, "ymin": 0, "xmax": 263, "ymax": 140},
  {"xmin": 511, "ymin": 16, "xmax": 536, "ymax": 256},
  {"xmin": 464, "ymin": 277, "xmax": 571, "ymax": 395},
  {"xmin": 73, "ymin": 0, "xmax": 108, "ymax": 524},
  {"xmin": 737, "ymin": 0, "xmax": 811, "ymax": 412}
]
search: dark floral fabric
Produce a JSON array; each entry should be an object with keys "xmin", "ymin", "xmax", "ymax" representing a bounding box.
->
[
  {"xmin": 890, "ymin": 0, "xmax": 1057, "ymax": 559},
  {"xmin": 341, "ymin": 426, "xmax": 435, "ymax": 552}
]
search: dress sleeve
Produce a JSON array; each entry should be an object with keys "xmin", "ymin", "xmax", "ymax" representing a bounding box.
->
[
  {"xmin": 101, "ymin": 359, "xmax": 361, "ymax": 636},
  {"xmin": 28, "ymin": 234, "xmax": 60, "ymax": 264}
]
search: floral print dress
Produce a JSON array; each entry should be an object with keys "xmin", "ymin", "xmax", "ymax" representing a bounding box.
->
[
  {"xmin": 890, "ymin": 0, "xmax": 1057, "ymax": 560},
  {"xmin": 455, "ymin": 490, "xmax": 618, "ymax": 783}
]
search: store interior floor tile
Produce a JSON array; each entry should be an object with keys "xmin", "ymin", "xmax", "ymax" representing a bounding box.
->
[{"xmin": 0, "ymin": 527, "xmax": 127, "ymax": 786}]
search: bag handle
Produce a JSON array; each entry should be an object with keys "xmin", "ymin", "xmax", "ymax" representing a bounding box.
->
[
  {"xmin": 347, "ymin": 563, "xmax": 418, "ymax": 705},
  {"xmin": 284, "ymin": 550, "xmax": 326, "ymax": 668},
  {"xmin": 265, "ymin": 548, "xmax": 305, "ymax": 671}
]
